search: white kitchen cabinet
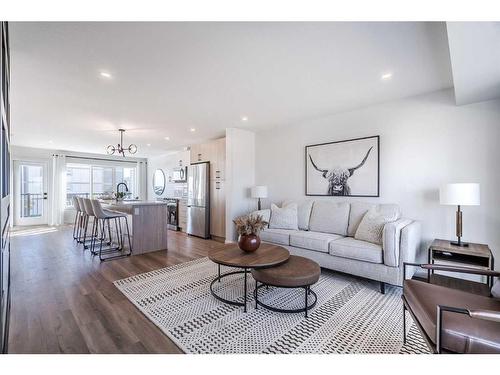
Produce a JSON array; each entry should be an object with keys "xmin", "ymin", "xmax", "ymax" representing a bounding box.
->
[
  {"xmin": 178, "ymin": 198, "xmax": 188, "ymax": 232},
  {"xmin": 210, "ymin": 180, "xmax": 225, "ymax": 239},
  {"xmin": 190, "ymin": 142, "xmax": 211, "ymax": 163},
  {"xmin": 210, "ymin": 137, "xmax": 226, "ymax": 181}
]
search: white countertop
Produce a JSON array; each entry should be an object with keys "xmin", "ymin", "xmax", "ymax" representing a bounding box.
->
[{"xmin": 100, "ymin": 199, "xmax": 169, "ymax": 207}]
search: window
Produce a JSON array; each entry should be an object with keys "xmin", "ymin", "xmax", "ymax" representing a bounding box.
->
[
  {"xmin": 66, "ymin": 164, "xmax": 91, "ymax": 206},
  {"xmin": 92, "ymin": 166, "xmax": 114, "ymax": 199},
  {"xmin": 66, "ymin": 163, "xmax": 138, "ymax": 207},
  {"xmin": 116, "ymin": 167, "xmax": 137, "ymax": 198}
]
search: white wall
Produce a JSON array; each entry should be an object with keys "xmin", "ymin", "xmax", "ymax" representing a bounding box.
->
[
  {"xmin": 225, "ymin": 128, "xmax": 256, "ymax": 242},
  {"xmin": 447, "ymin": 22, "xmax": 500, "ymax": 105},
  {"xmin": 255, "ymin": 89, "xmax": 500, "ymax": 263}
]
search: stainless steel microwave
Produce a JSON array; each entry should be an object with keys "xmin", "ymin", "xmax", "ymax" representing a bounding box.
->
[{"xmin": 172, "ymin": 166, "xmax": 187, "ymax": 182}]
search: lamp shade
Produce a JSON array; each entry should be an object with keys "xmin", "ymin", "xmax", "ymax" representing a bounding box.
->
[
  {"xmin": 251, "ymin": 185, "xmax": 268, "ymax": 199},
  {"xmin": 440, "ymin": 183, "xmax": 480, "ymax": 206}
]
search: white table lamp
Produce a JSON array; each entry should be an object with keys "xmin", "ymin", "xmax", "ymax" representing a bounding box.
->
[
  {"xmin": 251, "ymin": 186, "xmax": 268, "ymax": 210},
  {"xmin": 440, "ymin": 183, "xmax": 480, "ymax": 247}
]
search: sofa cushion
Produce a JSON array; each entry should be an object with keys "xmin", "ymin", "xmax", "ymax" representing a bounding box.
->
[
  {"xmin": 283, "ymin": 200, "xmax": 313, "ymax": 231},
  {"xmin": 260, "ymin": 228, "xmax": 297, "ymax": 246},
  {"xmin": 290, "ymin": 231, "xmax": 343, "ymax": 253},
  {"xmin": 329, "ymin": 237, "xmax": 383, "ymax": 264},
  {"xmin": 347, "ymin": 202, "xmax": 402, "ymax": 237},
  {"xmin": 269, "ymin": 203, "xmax": 298, "ymax": 230},
  {"xmin": 309, "ymin": 201, "xmax": 350, "ymax": 236}
]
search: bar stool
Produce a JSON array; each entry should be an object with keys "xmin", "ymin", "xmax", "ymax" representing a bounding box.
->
[
  {"xmin": 76, "ymin": 197, "xmax": 88, "ymax": 245},
  {"xmin": 72, "ymin": 196, "xmax": 85, "ymax": 242},
  {"xmin": 90, "ymin": 199, "xmax": 132, "ymax": 261},
  {"xmin": 81, "ymin": 198, "xmax": 100, "ymax": 252},
  {"xmin": 78, "ymin": 197, "xmax": 92, "ymax": 247}
]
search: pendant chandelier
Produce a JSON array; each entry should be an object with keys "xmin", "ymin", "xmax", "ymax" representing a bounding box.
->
[{"xmin": 106, "ymin": 129, "xmax": 137, "ymax": 157}]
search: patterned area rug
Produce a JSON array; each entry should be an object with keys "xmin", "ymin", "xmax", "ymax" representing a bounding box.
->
[{"xmin": 114, "ymin": 257, "xmax": 430, "ymax": 354}]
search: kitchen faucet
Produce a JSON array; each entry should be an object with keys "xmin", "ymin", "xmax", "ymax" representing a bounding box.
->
[{"xmin": 116, "ymin": 182, "xmax": 129, "ymax": 194}]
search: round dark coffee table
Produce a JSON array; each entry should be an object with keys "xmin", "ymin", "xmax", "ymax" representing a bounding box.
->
[
  {"xmin": 208, "ymin": 244, "xmax": 290, "ymax": 312},
  {"xmin": 251, "ymin": 255, "xmax": 321, "ymax": 317}
]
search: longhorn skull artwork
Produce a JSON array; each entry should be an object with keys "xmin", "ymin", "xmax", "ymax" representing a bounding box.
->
[{"xmin": 308, "ymin": 147, "xmax": 373, "ymax": 196}]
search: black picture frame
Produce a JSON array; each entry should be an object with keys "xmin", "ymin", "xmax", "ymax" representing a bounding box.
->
[{"xmin": 305, "ymin": 135, "xmax": 380, "ymax": 197}]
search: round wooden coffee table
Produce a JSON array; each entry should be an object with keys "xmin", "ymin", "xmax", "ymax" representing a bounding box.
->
[
  {"xmin": 251, "ymin": 255, "xmax": 321, "ymax": 317},
  {"xmin": 208, "ymin": 243, "xmax": 290, "ymax": 312}
]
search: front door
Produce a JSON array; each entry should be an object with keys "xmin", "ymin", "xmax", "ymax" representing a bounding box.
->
[{"xmin": 14, "ymin": 161, "xmax": 49, "ymax": 225}]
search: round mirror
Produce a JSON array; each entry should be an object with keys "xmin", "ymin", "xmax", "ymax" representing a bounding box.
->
[{"xmin": 153, "ymin": 169, "xmax": 166, "ymax": 196}]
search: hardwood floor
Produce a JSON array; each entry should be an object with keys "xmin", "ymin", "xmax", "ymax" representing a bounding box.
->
[{"xmin": 8, "ymin": 225, "xmax": 227, "ymax": 353}]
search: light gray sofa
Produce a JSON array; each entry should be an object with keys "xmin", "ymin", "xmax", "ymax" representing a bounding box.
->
[{"xmin": 254, "ymin": 201, "xmax": 421, "ymax": 293}]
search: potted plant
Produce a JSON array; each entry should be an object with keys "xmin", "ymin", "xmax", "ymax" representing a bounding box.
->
[
  {"xmin": 233, "ymin": 214, "xmax": 268, "ymax": 252},
  {"xmin": 115, "ymin": 191, "xmax": 127, "ymax": 201}
]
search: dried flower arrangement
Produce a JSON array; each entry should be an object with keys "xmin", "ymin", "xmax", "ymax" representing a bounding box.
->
[{"xmin": 233, "ymin": 214, "xmax": 268, "ymax": 236}]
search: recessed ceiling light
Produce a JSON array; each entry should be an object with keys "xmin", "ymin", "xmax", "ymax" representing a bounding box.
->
[
  {"xmin": 147, "ymin": 143, "xmax": 151, "ymax": 146},
  {"xmin": 190, "ymin": 128, "xmax": 196, "ymax": 132},
  {"xmin": 48, "ymin": 140, "xmax": 53, "ymax": 144},
  {"xmin": 241, "ymin": 116, "xmax": 248, "ymax": 122},
  {"xmin": 381, "ymin": 72, "xmax": 393, "ymax": 80},
  {"xmin": 164, "ymin": 136, "xmax": 170, "ymax": 141},
  {"xmin": 99, "ymin": 71, "xmax": 112, "ymax": 79}
]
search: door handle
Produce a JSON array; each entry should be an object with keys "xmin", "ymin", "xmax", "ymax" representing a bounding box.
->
[{"xmin": 43, "ymin": 192, "xmax": 48, "ymax": 200}]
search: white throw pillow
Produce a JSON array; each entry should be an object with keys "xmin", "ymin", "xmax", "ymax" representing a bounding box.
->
[
  {"xmin": 355, "ymin": 208, "xmax": 396, "ymax": 245},
  {"xmin": 347, "ymin": 203, "xmax": 401, "ymax": 237},
  {"xmin": 269, "ymin": 203, "xmax": 298, "ymax": 230},
  {"xmin": 283, "ymin": 200, "xmax": 313, "ymax": 231}
]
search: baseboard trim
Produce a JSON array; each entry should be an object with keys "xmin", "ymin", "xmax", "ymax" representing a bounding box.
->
[{"xmin": 211, "ymin": 235, "xmax": 226, "ymax": 243}]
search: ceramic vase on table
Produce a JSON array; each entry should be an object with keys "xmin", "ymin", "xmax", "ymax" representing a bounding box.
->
[{"xmin": 238, "ymin": 234, "xmax": 261, "ymax": 252}]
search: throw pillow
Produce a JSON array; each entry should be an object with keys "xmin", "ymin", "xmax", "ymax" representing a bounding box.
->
[
  {"xmin": 282, "ymin": 200, "xmax": 313, "ymax": 231},
  {"xmin": 355, "ymin": 208, "xmax": 396, "ymax": 245},
  {"xmin": 269, "ymin": 203, "xmax": 298, "ymax": 230}
]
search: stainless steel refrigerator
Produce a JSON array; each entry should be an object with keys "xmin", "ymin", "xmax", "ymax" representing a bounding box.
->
[{"xmin": 187, "ymin": 162, "xmax": 210, "ymax": 238}]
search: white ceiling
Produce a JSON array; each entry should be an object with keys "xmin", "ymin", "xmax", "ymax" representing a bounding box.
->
[
  {"xmin": 447, "ymin": 22, "xmax": 500, "ymax": 106},
  {"xmin": 10, "ymin": 22, "xmax": 453, "ymax": 157}
]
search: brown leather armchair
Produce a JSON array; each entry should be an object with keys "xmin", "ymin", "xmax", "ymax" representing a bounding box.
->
[{"xmin": 402, "ymin": 263, "xmax": 500, "ymax": 354}]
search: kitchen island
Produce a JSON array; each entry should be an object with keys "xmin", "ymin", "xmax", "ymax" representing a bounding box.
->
[{"xmin": 101, "ymin": 200, "xmax": 169, "ymax": 255}]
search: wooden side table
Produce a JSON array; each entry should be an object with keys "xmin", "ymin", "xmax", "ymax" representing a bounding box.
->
[{"xmin": 426, "ymin": 239, "xmax": 494, "ymax": 296}]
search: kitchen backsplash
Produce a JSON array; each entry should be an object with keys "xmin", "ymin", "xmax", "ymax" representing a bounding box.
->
[{"xmin": 149, "ymin": 150, "xmax": 190, "ymax": 200}]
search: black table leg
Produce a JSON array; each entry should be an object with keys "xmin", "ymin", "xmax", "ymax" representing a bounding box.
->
[
  {"xmin": 218, "ymin": 264, "xmax": 221, "ymax": 282},
  {"xmin": 427, "ymin": 248, "xmax": 431, "ymax": 283},
  {"xmin": 255, "ymin": 281, "xmax": 258, "ymax": 309},
  {"xmin": 305, "ymin": 286, "xmax": 308, "ymax": 318},
  {"xmin": 253, "ymin": 283, "xmax": 317, "ymax": 316},
  {"xmin": 210, "ymin": 269, "xmax": 249, "ymax": 309},
  {"xmin": 244, "ymin": 268, "xmax": 247, "ymax": 313},
  {"xmin": 403, "ymin": 303, "xmax": 407, "ymax": 344}
]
